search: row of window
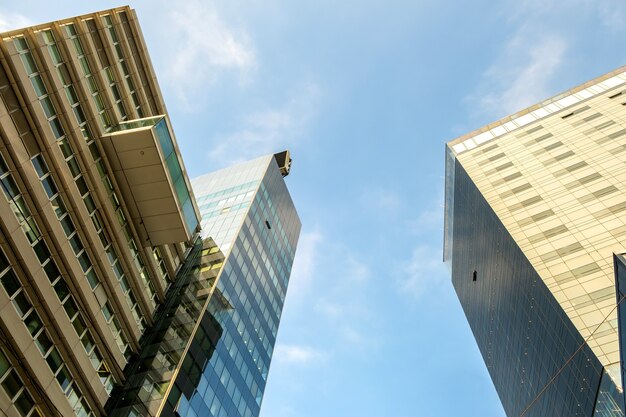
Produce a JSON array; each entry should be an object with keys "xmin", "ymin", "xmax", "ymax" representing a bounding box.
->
[
  {"xmin": 62, "ymin": 23, "xmax": 159, "ymax": 326},
  {"xmin": 197, "ymin": 181, "xmax": 260, "ymax": 206},
  {"xmin": 64, "ymin": 23, "xmax": 112, "ymax": 129},
  {"xmin": 153, "ymin": 246, "xmax": 172, "ymax": 292},
  {"xmin": 117, "ymin": 10, "xmax": 160, "ymax": 115},
  {"xmin": 84, "ymin": 18, "xmax": 128, "ymax": 121},
  {"xmin": 102, "ymin": 14, "xmax": 144, "ymax": 118},
  {"xmin": 0, "ymin": 152, "xmax": 115, "ymax": 397},
  {"xmin": 0, "ymin": 243, "xmax": 94, "ymax": 416},
  {"xmin": 15, "ymin": 34, "xmax": 135, "ymax": 362},
  {"xmin": 0, "ymin": 54, "xmax": 40, "ymax": 156},
  {"xmin": 0, "ymin": 348, "xmax": 41, "ymax": 417},
  {"xmin": 33, "ymin": 152, "xmax": 131, "ymax": 358},
  {"xmin": 41, "ymin": 27, "xmax": 151, "ymax": 337}
]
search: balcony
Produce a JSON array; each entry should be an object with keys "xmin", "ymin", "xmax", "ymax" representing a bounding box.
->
[{"xmin": 100, "ymin": 116, "xmax": 200, "ymax": 246}]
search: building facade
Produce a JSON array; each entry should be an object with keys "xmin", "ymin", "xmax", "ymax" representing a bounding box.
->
[
  {"xmin": 444, "ymin": 68, "xmax": 626, "ymax": 416},
  {"xmin": 174, "ymin": 153, "xmax": 299, "ymax": 417},
  {"xmin": 107, "ymin": 154, "xmax": 300, "ymax": 417},
  {"xmin": 0, "ymin": 7, "xmax": 300, "ymax": 417}
]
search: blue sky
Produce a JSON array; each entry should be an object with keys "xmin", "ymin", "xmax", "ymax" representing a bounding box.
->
[{"xmin": 3, "ymin": 1, "xmax": 626, "ymax": 415}]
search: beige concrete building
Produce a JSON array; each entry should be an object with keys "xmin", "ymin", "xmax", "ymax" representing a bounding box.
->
[
  {"xmin": 0, "ymin": 7, "xmax": 202, "ymax": 417},
  {"xmin": 445, "ymin": 67, "xmax": 626, "ymax": 415}
]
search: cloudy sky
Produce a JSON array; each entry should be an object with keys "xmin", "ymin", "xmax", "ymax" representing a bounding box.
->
[{"xmin": 3, "ymin": 1, "xmax": 626, "ymax": 416}]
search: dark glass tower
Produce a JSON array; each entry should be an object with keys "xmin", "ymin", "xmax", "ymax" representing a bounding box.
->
[
  {"xmin": 107, "ymin": 154, "xmax": 300, "ymax": 417},
  {"xmin": 174, "ymin": 154, "xmax": 300, "ymax": 417},
  {"xmin": 444, "ymin": 68, "xmax": 626, "ymax": 416}
]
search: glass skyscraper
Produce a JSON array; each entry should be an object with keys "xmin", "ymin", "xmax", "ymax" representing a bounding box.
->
[
  {"xmin": 445, "ymin": 67, "xmax": 626, "ymax": 416},
  {"xmin": 107, "ymin": 153, "xmax": 300, "ymax": 417},
  {"xmin": 179, "ymin": 153, "xmax": 300, "ymax": 417},
  {"xmin": 0, "ymin": 7, "xmax": 300, "ymax": 417}
]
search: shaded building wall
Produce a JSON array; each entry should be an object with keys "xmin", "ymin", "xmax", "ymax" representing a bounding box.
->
[
  {"xmin": 166, "ymin": 161, "xmax": 301, "ymax": 417},
  {"xmin": 450, "ymin": 160, "xmax": 622, "ymax": 417},
  {"xmin": 614, "ymin": 254, "xmax": 626, "ymax": 412}
]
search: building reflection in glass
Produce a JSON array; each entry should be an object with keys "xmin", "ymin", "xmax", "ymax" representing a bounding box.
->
[{"xmin": 107, "ymin": 237, "xmax": 227, "ymax": 417}]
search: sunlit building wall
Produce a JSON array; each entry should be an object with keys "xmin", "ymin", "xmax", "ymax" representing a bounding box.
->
[
  {"xmin": 0, "ymin": 7, "xmax": 300, "ymax": 417},
  {"xmin": 0, "ymin": 7, "xmax": 200, "ymax": 416},
  {"xmin": 445, "ymin": 67, "xmax": 626, "ymax": 416}
]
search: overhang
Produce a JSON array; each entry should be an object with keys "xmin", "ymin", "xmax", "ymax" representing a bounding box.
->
[{"xmin": 100, "ymin": 116, "xmax": 200, "ymax": 246}]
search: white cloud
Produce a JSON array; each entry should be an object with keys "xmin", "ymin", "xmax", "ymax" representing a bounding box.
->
[
  {"xmin": 596, "ymin": 1, "xmax": 626, "ymax": 30},
  {"xmin": 313, "ymin": 254, "xmax": 370, "ymax": 322},
  {"xmin": 162, "ymin": 0, "xmax": 255, "ymax": 106},
  {"xmin": 470, "ymin": 0, "xmax": 626, "ymax": 121},
  {"xmin": 513, "ymin": 0, "xmax": 626, "ymax": 31},
  {"xmin": 286, "ymin": 228, "xmax": 323, "ymax": 298},
  {"xmin": 339, "ymin": 325, "xmax": 381, "ymax": 352},
  {"xmin": 311, "ymin": 252, "xmax": 379, "ymax": 354},
  {"xmin": 273, "ymin": 344, "xmax": 324, "ymax": 365},
  {"xmin": 409, "ymin": 195, "xmax": 443, "ymax": 236},
  {"xmin": 0, "ymin": 11, "xmax": 31, "ymax": 32},
  {"xmin": 397, "ymin": 244, "xmax": 448, "ymax": 299},
  {"xmin": 469, "ymin": 33, "xmax": 567, "ymax": 118},
  {"xmin": 344, "ymin": 256, "xmax": 370, "ymax": 283},
  {"xmin": 208, "ymin": 82, "xmax": 321, "ymax": 166},
  {"xmin": 362, "ymin": 187, "xmax": 401, "ymax": 212},
  {"xmin": 314, "ymin": 297, "xmax": 381, "ymax": 353},
  {"xmin": 315, "ymin": 298, "xmax": 343, "ymax": 319}
]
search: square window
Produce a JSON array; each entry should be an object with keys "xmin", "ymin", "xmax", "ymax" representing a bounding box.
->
[
  {"xmin": 1, "ymin": 369, "xmax": 22, "ymax": 399},
  {"xmin": 0, "ymin": 269, "xmax": 20, "ymax": 297}
]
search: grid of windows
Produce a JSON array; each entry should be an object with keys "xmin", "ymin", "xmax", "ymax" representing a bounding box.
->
[
  {"xmin": 84, "ymin": 18, "xmax": 128, "ymax": 121},
  {"xmin": 117, "ymin": 10, "xmax": 159, "ymax": 115},
  {"xmin": 102, "ymin": 14, "xmax": 143, "ymax": 118},
  {"xmin": 14, "ymin": 34, "xmax": 138, "ymax": 360},
  {"xmin": 0, "ymin": 151, "xmax": 115, "ymax": 396},
  {"xmin": 31, "ymin": 153, "xmax": 131, "ymax": 357},
  {"xmin": 170, "ymin": 157, "xmax": 300, "ymax": 417},
  {"xmin": 0, "ymin": 243, "xmax": 94, "ymax": 416},
  {"xmin": 63, "ymin": 23, "xmax": 112, "ymax": 129},
  {"xmin": 450, "ymin": 87, "xmax": 626, "ymax": 369},
  {"xmin": 14, "ymin": 37, "xmax": 98, "ymax": 286},
  {"xmin": 449, "ymin": 162, "xmax": 622, "ymax": 416},
  {"xmin": 66, "ymin": 21, "xmax": 160, "ymax": 317},
  {"xmin": 42, "ymin": 26, "xmax": 151, "ymax": 331},
  {"xmin": 0, "ymin": 348, "xmax": 41, "ymax": 417},
  {"xmin": 152, "ymin": 246, "xmax": 171, "ymax": 291}
]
